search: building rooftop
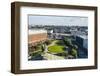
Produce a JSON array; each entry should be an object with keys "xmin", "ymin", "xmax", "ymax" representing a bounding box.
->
[
  {"xmin": 29, "ymin": 29, "xmax": 47, "ymax": 35},
  {"xmin": 77, "ymin": 34, "xmax": 88, "ymax": 39}
]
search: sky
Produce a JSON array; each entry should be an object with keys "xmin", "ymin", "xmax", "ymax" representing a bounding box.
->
[{"xmin": 28, "ymin": 15, "xmax": 88, "ymax": 26}]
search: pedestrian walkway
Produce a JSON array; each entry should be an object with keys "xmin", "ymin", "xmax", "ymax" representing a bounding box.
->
[
  {"xmin": 42, "ymin": 53, "xmax": 64, "ymax": 60},
  {"xmin": 47, "ymin": 40, "xmax": 57, "ymax": 47}
]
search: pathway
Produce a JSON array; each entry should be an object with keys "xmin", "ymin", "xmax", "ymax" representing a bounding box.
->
[
  {"xmin": 42, "ymin": 53, "xmax": 64, "ymax": 60},
  {"xmin": 44, "ymin": 40, "xmax": 57, "ymax": 52},
  {"xmin": 47, "ymin": 40, "xmax": 57, "ymax": 47},
  {"xmin": 42, "ymin": 40, "xmax": 69, "ymax": 60}
]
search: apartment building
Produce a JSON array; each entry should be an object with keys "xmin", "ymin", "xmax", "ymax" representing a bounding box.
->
[
  {"xmin": 28, "ymin": 29, "xmax": 48, "ymax": 46},
  {"xmin": 76, "ymin": 35, "xmax": 88, "ymax": 49}
]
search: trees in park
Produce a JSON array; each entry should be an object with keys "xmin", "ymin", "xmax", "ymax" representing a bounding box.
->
[
  {"xmin": 63, "ymin": 37, "xmax": 72, "ymax": 46},
  {"xmin": 73, "ymin": 45, "xmax": 78, "ymax": 50},
  {"xmin": 70, "ymin": 48, "xmax": 78, "ymax": 58},
  {"xmin": 45, "ymin": 40, "xmax": 51, "ymax": 45},
  {"xmin": 63, "ymin": 37, "xmax": 74, "ymax": 48},
  {"xmin": 63, "ymin": 37, "xmax": 78, "ymax": 58}
]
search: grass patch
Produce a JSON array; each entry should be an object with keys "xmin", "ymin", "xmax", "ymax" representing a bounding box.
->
[{"xmin": 48, "ymin": 45, "xmax": 65, "ymax": 53}]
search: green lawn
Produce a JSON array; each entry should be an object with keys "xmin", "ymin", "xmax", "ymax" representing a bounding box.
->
[{"xmin": 48, "ymin": 45, "xmax": 65, "ymax": 53}]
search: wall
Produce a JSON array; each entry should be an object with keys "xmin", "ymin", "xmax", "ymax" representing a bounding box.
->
[
  {"xmin": 0, "ymin": 0, "xmax": 100, "ymax": 76},
  {"xmin": 83, "ymin": 39, "xmax": 88, "ymax": 49},
  {"xmin": 29, "ymin": 33, "xmax": 47, "ymax": 43}
]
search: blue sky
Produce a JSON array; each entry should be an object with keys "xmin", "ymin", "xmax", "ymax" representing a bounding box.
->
[{"xmin": 28, "ymin": 15, "xmax": 88, "ymax": 26}]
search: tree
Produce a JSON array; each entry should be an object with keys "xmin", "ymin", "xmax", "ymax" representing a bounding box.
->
[
  {"xmin": 73, "ymin": 45, "xmax": 78, "ymax": 50},
  {"xmin": 41, "ymin": 45, "xmax": 44, "ymax": 52},
  {"xmin": 56, "ymin": 51, "xmax": 68, "ymax": 57},
  {"xmin": 71, "ymin": 48, "xmax": 78, "ymax": 58},
  {"xmin": 63, "ymin": 37, "xmax": 72, "ymax": 47},
  {"xmin": 45, "ymin": 40, "xmax": 51, "ymax": 45}
]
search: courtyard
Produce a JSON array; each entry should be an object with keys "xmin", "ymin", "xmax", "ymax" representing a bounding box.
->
[{"xmin": 28, "ymin": 36, "xmax": 81, "ymax": 60}]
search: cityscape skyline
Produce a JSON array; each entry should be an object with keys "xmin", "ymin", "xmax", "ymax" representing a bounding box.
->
[{"xmin": 28, "ymin": 15, "xmax": 88, "ymax": 26}]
